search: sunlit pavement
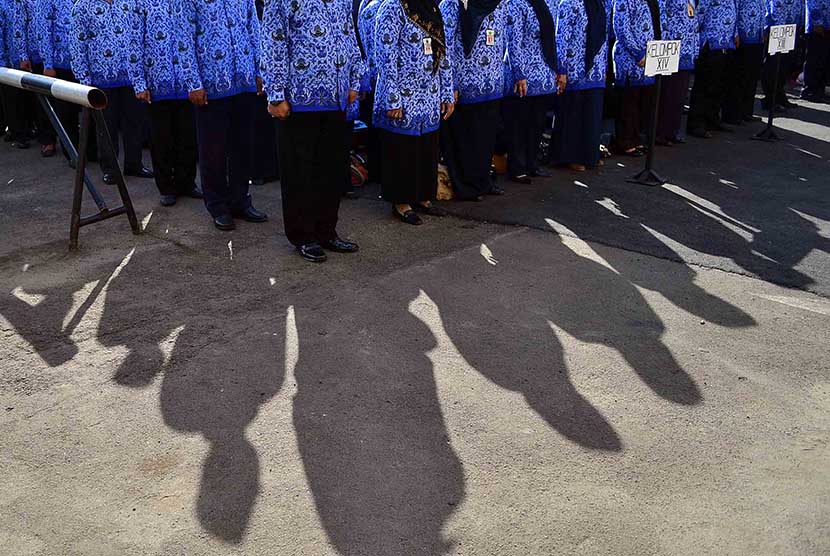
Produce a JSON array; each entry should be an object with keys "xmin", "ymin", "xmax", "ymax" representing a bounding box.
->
[{"xmin": 1, "ymin": 99, "xmax": 829, "ymax": 555}]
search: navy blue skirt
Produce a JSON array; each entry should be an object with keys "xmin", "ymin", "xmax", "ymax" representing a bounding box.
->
[{"xmin": 550, "ymin": 88, "xmax": 604, "ymax": 167}]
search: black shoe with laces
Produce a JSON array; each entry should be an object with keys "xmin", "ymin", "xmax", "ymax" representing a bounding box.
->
[{"xmin": 298, "ymin": 242, "xmax": 327, "ymax": 262}]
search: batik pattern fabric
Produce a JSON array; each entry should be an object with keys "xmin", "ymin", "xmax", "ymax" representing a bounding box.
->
[
  {"xmin": 373, "ymin": 0, "xmax": 455, "ymax": 135},
  {"xmin": 12, "ymin": 0, "xmax": 41, "ymax": 64},
  {"xmin": 556, "ymin": 0, "xmax": 610, "ymax": 89},
  {"xmin": 612, "ymin": 0, "xmax": 663, "ymax": 86},
  {"xmin": 136, "ymin": 0, "xmax": 201, "ymax": 100},
  {"xmin": 662, "ymin": 0, "xmax": 699, "ymax": 68},
  {"xmin": 70, "ymin": 0, "xmax": 146, "ymax": 90},
  {"xmin": 766, "ymin": 0, "xmax": 804, "ymax": 26},
  {"xmin": 440, "ymin": 0, "xmax": 511, "ymax": 103},
  {"xmin": 36, "ymin": 0, "xmax": 74, "ymax": 70},
  {"xmin": 697, "ymin": 0, "xmax": 738, "ymax": 50},
  {"xmin": 805, "ymin": 0, "xmax": 830, "ymax": 31},
  {"xmin": 260, "ymin": 0, "xmax": 365, "ymax": 110},
  {"xmin": 0, "ymin": 0, "xmax": 11, "ymax": 66},
  {"xmin": 188, "ymin": 0, "xmax": 260, "ymax": 100},
  {"xmin": 357, "ymin": 0, "xmax": 380, "ymax": 90},
  {"xmin": 736, "ymin": 0, "xmax": 766, "ymax": 43},
  {"xmin": 507, "ymin": 0, "xmax": 558, "ymax": 96}
]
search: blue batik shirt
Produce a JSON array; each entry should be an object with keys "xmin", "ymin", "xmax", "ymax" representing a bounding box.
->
[
  {"xmin": 260, "ymin": 0, "xmax": 365, "ymax": 111},
  {"xmin": 613, "ymin": 0, "xmax": 664, "ymax": 86},
  {"xmin": 188, "ymin": 0, "xmax": 260, "ymax": 100},
  {"xmin": 737, "ymin": 0, "xmax": 766, "ymax": 43},
  {"xmin": 662, "ymin": 0, "xmax": 699, "ymax": 69},
  {"xmin": 806, "ymin": 0, "xmax": 830, "ymax": 31},
  {"xmin": 766, "ymin": 0, "xmax": 804, "ymax": 26},
  {"xmin": 70, "ymin": 0, "xmax": 146, "ymax": 90},
  {"xmin": 135, "ymin": 0, "xmax": 202, "ymax": 100},
  {"xmin": 0, "ymin": 0, "xmax": 11, "ymax": 66},
  {"xmin": 36, "ymin": 0, "xmax": 73, "ymax": 70},
  {"xmin": 358, "ymin": 0, "xmax": 380, "ymax": 90},
  {"xmin": 372, "ymin": 0, "xmax": 454, "ymax": 135},
  {"xmin": 507, "ymin": 0, "xmax": 558, "ymax": 96},
  {"xmin": 556, "ymin": 0, "xmax": 609, "ymax": 89},
  {"xmin": 441, "ymin": 0, "xmax": 511, "ymax": 104},
  {"xmin": 12, "ymin": 0, "xmax": 41, "ymax": 65},
  {"xmin": 697, "ymin": 0, "xmax": 738, "ymax": 50}
]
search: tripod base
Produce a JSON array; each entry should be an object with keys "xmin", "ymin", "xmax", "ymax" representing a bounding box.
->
[
  {"xmin": 752, "ymin": 125, "xmax": 781, "ymax": 142},
  {"xmin": 627, "ymin": 167, "xmax": 666, "ymax": 187}
]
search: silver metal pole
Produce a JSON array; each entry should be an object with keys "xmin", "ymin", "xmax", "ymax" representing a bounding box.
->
[{"xmin": 0, "ymin": 67, "xmax": 107, "ymax": 109}]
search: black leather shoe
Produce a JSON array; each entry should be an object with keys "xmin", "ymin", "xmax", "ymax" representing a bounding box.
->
[
  {"xmin": 413, "ymin": 203, "xmax": 448, "ymax": 217},
  {"xmin": 320, "ymin": 237, "xmax": 359, "ymax": 253},
  {"xmin": 298, "ymin": 242, "xmax": 327, "ymax": 262},
  {"xmin": 510, "ymin": 174, "xmax": 532, "ymax": 185},
  {"xmin": 102, "ymin": 173, "xmax": 118, "ymax": 185},
  {"xmin": 232, "ymin": 206, "xmax": 268, "ymax": 223},
  {"xmin": 487, "ymin": 185, "xmax": 506, "ymax": 196},
  {"xmin": 180, "ymin": 186, "xmax": 203, "ymax": 199},
  {"xmin": 213, "ymin": 214, "xmax": 235, "ymax": 231},
  {"xmin": 394, "ymin": 208, "xmax": 423, "ymax": 225},
  {"xmin": 125, "ymin": 166, "xmax": 154, "ymax": 179},
  {"xmin": 11, "ymin": 139, "xmax": 30, "ymax": 149},
  {"xmin": 159, "ymin": 195, "xmax": 177, "ymax": 207},
  {"xmin": 530, "ymin": 168, "xmax": 552, "ymax": 178},
  {"xmin": 249, "ymin": 178, "xmax": 265, "ymax": 186}
]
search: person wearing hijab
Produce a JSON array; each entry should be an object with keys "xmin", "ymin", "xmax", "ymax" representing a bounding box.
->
[
  {"xmin": 762, "ymin": 0, "xmax": 804, "ymax": 110},
  {"xmin": 611, "ymin": 0, "xmax": 663, "ymax": 156},
  {"xmin": 441, "ymin": 0, "xmax": 510, "ymax": 201},
  {"xmin": 550, "ymin": 0, "xmax": 608, "ymax": 169},
  {"xmin": 802, "ymin": 0, "xmax": 830, "ymax": 102},
  {"xmin": 358, "ymin": 0, "xmax": 382, "ymax": 183},
  {"xmin": 261, "ymin": 0, "xmax": 365, "ymax": 262},
  {"xmin": 722, "ymin": 0, "xmax": 766, "ymax": 123},
  {"xmin": 249, "ymin": 0, "xmax": 279, "ymax": 187},
  {"xmin": 504, "ymin": 0, "xmax": 562, "ymax": 181},
  {"xmin": 686, "ymin": 0, "xmax": 738, "ymax": 137},
  {"xmin": 374, "ymin": 0, "xmax": 455, "ymax": 225},
  {"xmin": 656, "ymin": 0, "xmax": 698, "ymax": 145}
]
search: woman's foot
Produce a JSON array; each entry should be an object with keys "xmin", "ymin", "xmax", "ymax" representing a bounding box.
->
[
  {"xmin": 567, "ymin": 163, "xmax": 587, "ymax": 172},
  {"xmin": 414, "ymin": 201, "xmax": 447, "ymax": 217},
  {"xmin": 41, "ymin": 143, "xmax": 56, "ymax": 157},
  {"xmin": 394, "ymin": 204, "xmax": 422, "ymax": 225}
]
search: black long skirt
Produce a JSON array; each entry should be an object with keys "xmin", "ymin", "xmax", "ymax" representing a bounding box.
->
[
  {"xmin": 550, "ymin": 88, "xmax": 604, "ymax": 167},
  {"xmin": 657, "ymin": 70, "xmax": 690, "ymax": 139},
  {"xmin": 380, "ymin": 129, "xmax": 439, "ymax": 204}
]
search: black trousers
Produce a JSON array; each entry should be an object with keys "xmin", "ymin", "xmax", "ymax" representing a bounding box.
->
[
  {"xmin": 503, "ymin": 94, "xmax": 552, "ymax": 178},
  {"xmin": 98, "ymin": 86, "xmax": 146, "ymax": 174},
  {"xmin": 250, "ymin": 94, "xmax": 279, "ymax": 182},
  {"xmin": 657, "ymin": 70, "xmax": 690, "ymax": 139},
  {"xmin": 51, "ymin": 68, "xmax": 82, "ymax": 158},
  {"xmin": 276, "ymin": 110, "xmax": 348, "ymax": 246},
  {"xmin": 762, "ymin": 49, "xmax": 797, "ymax": 106},
  {"xmin": 442, "ymin": 99, "xmax": 500, "ymax": 199},
  {"xmin": 804, "ymin": 32, "xmax": 830, "ymax": 96},
  {"xmin": 723, "ymin": 43, "xmax": 764, "ymax": 121},
  {"xmin": 615, "ymin": 84, "xmax": 654, "ymax": 151},
  {"xmin": 29, "ymin": 63, "xmax": 56, "ymax": 146},
  {"xmin": 195, "ymin": 93, "xmax": 257, "ymax": 218},
  {"xmin": 148, "ymin": 99, "xmax": 198, "ymax": 196},
  {"xmin": 360, "ymin": 95, "xmax": 382, "ymax": 182},
  {"xmin": 688, "ymin": 45, "xmax": 728, "ymax": 131},
  {"xmin": 0, "ymin": 83, "xmax": 31, "ymax": 141}
]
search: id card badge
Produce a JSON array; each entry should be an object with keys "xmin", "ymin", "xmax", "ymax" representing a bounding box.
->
[
  {"xmin": 486, "ymin": 29, "xmax": 495, "ymax": 46},
  {"xmin": 423, "ymin": 37, "xmax": 433, "ymax": 55}
]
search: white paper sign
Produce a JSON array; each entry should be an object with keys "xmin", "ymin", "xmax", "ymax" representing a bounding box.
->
[
  {"xmin": 644, "ymin": 40, "xmax": 681, "ymax": 77},
  {"xmin": 768, "ymin": 24, "xmax": 797, "ymax": 55}
]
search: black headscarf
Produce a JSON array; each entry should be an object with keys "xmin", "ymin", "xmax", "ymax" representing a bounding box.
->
[
  {"xmin": 460, "ymin": 0, "xmax": 502, "ymax": 58},
  {"xmin": 645, "ymin": 0, "xmax": 662, "ymax": 41},
  {"xmin": 528, "ymin": 0, "xmax": 557, "ymax": 71},
  {"xmin": 582, "ymin": 0, "xmax": 607, "ymax": 70},
  {"xmin": 402, "ymin": 0, "xmax": 447, "ymax": 73}
]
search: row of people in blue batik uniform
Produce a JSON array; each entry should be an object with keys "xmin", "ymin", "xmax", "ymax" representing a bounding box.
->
[{"xmin": 0, "ymin": 0, "xmax": 828, "ymax": 261}]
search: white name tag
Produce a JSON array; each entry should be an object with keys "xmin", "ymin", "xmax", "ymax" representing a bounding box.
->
[
  {"xmin": 768, "ymin": 24, "xmax": 796, "ymax": 54},
  {"xmin": 644, "ymin": 40, "xmax": 681, "ymax": 77},
  {"xmin": 423, "ymin": 37, "xmax": 433, "ymax": 55},
  {"xmin": 486, "ymin": 29, "xmax": 495, "ymax": 46}
]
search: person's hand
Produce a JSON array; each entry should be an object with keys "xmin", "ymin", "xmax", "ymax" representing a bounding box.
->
[
  {"xmin": 514, "ymin": 79, "xmax": 528, "ymax": 97},
  {"xmin": 43, "ymin": 67, "xmax": 57, "ymax": 78},
  {"xmin": 188, "ymin": 88, "xmax": 208, "ymax": 107},
  {"xmin": 348, "ymin": 88, "xmax": 359, "ymax": 104},
  {"xmin": 735, "ymin": 35, "xmax": 741, "ymax": 48},
  {"xmin": 136, "ymin": 90, "xmax": 152, "ymax": 104},
  {"xmin": 386, "ymin": 108, "xmax": 403, "ymax": 120},
  {"xmin": 454, "ymin": 90, "xmax": 459, "ymax": 103},
  {"xmin": 256, "ymin": 76, "xmax": 264, "ymax": 95},
  {"xmin": 19, "ymin": 59, "xmax": 32, "ymax": 72},
  {"xmin": 441, "ymin": 101, "xmax": 455, "ymax": 120},
  {"xmin": 637, "ymin": 57, "xmax": 646, "ymax": 68},
  {"xmin": 268, "ymin": 100, "xmax": 291, "ymax": 119},
  {"xmin": 556, "ymin": 74, "xmax": 567, "ymax": 94}
]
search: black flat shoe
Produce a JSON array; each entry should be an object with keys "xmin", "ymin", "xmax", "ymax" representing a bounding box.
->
[
  {"xmin": 394, "ymin": 208, "xmax": 423, "ymax": 225},
  {"xmin": 320, "ymin": 237, "xmax": 359, "ymax": 253},
  {"xmin": 249, "ymin": 178, "xmax": 265, "ymax": 186},
  {"xmin": 125, "ymin": 166, "xmax": 154, "ymax": 179},
  {"xmin": 487, "ymin": 185, "xmax": 506, "ymax": 196},
  {"xmin": 298, "ymin": 242, "xmax": 327, "ymax": 262},
  {"xmin": 12, "ymin": 139, "xmax": 30, "ymax": 149},
  {"xmin": 159, "ymin": 194, "xmax": 177, "ymax": 207},
  {"xmin": 414, "ymin": 203, "xmax": 448, "ymax": 217},
  {"xmin": 510, "ymin": 174, "xmax": 532, "ymax": 185},
  {"xmin": 232, "ymin": 206, "xmax": 268, "ymax": 223},
  {"xmin": 530, "ymin": 168, "xmax": 552, "ymax": 178},
  {"xmin": 213, "ymin": 214, "xmax": 235, "ymax": 231},
  {"xmin": 102, "ymin": 173, "xmax": 118, "ymax": 185}
]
